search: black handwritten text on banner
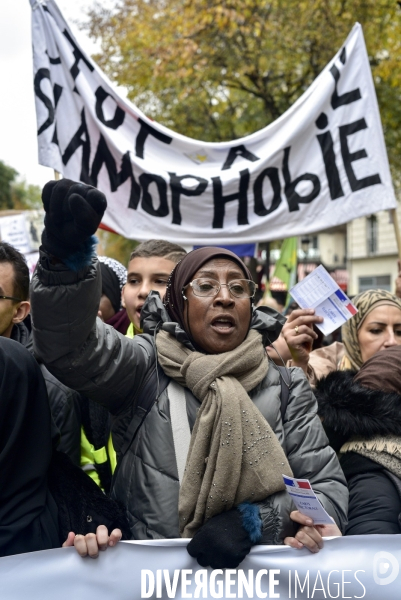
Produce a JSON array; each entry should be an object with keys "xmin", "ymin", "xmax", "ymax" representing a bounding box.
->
[{"xmin": 30, "ymin": 1, "xmax": 396, "ymax": 244}]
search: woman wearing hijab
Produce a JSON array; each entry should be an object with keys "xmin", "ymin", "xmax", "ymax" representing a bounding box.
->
[
  {"xmin": 31, "ymin": 179, "xmax": 348, "ymax": 566},
  {"xmin": 315, "ymin": 345, "xmax": 401, "ymax": 535},
  {"xmin": 0, "ymin": 337, "xmax": 125, "ymax": 557},
  {"xmin": 278, "ymin": 289, "xmax": 401, "ymax": 385}
]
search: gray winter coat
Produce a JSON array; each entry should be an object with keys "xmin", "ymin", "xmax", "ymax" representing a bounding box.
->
[{"xmin": 31, "ymin": 255, "xmax": 348, "ymax": 542}]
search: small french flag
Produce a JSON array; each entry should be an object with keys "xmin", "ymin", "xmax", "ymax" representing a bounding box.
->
[
  {"xmin": 283, "ymin": 476, "xmax": 311, "ymax": 489},
  {"xmin": 334, "ymin": 290, "xmax": 358, "ymax": 316}
]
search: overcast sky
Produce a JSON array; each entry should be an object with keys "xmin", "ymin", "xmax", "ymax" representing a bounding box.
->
[{"xmin": 0, "ymin": 0, "xmax": 108, "ymax": 189}]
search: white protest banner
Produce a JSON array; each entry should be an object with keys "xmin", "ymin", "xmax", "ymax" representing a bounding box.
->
[
  {"xmin": 0, "ymin": 214, "xmax": 31, "ymax": 254},
  {"xmin": 2, "ymin": 536, "xmax": 401, "ymax": 599},
  {"xmin": 0, "ymin": 209, "xmax": 44, "ymax": 257},
  {"xmin": 30, "ymin": 1, "xmax": 396, "ymax": 244}
]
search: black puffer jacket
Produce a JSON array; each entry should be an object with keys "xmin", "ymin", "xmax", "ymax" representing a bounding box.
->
[
  {"xmin": 11, "ymin": 318, "xmax": 81, "ymax": 466},
  {"xmin": 315, "ymin": 370, "xmax": 401, "ymax": 535}
]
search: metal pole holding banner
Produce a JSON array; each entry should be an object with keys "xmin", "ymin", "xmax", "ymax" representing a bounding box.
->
[
  {"xmin": 391, "ymin": 208, "xmax": 401, "ymax": 263},
  {"xmin": 54, "ymin": 170, "xmax": 61, "ymax": 181}
]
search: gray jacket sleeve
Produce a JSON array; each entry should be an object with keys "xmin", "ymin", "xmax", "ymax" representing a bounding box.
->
[
  {"xmin": 283, "ymin": 368, "xmax": 348, "ymax": 531},
  {"xmin": 31, "ymin": 253, "xmax": 151, "ymax": 415},
  {"xmin": 257, "ymin": 367, "xmax": 348, "ymax": 542}
]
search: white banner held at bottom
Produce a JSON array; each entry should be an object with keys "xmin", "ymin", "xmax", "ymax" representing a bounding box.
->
[{"xmin": 1, "ymin": 535, "xmax": 401, "ymax": 599}]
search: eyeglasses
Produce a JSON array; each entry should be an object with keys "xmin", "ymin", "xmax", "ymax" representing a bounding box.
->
[
  {"xmin": 0, "ymin": 295, "xmax": 22, "ymax": 302},
  {"xmin": 183, "ymin": 278, "xmax": 257, "ymax": 299}
]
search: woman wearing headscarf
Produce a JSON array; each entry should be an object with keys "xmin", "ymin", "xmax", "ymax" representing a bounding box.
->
[
  {"xmin": 278, "ymin": 289, "xmax": 401, "ymax": 385},
  {"xmin": 30, "ymin": 179, "xmax": 348, "ymax": 567},
  {"xmin": 315, "ymin": 345, "xmax": 401, "ymax": 535},
  {"xmin": 0, "ymin": 337, "xmax": 126, "ymax": 557}
]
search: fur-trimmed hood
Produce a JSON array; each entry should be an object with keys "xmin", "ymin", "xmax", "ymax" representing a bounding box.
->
[{"xmin": 315, "ymin": 370, "xmax": 401, "ymax": 452}]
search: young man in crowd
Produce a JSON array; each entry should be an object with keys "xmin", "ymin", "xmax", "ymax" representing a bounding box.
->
[
  {"xmin": 122, "ymin": 239, "xmax": 187, "ymax": 338},
  {"xmin": 0, "ymin": 242, "xmax": 81, "ymax": 464}
]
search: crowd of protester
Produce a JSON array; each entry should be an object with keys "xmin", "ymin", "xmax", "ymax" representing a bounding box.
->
[{"xmin": 0, "ymin": 178, "xmax": 401, "ymax": 567}]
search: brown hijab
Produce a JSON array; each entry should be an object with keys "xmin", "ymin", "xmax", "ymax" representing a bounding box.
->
[
  {"xmin": 164, "ymin": 247, "xmax": 253, "ymax": 332},
  {"xmin": 353, "ymin": 345, "xmax": 401, "ymax": 395}
]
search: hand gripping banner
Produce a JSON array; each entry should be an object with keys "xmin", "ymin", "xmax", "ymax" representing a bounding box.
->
[
  {"xmin": 30, "ymin": 0, "xmax": 397, "ymax": 244},
  {"xmin": 2, "ymin": 536, "xmax": 401, "ymax": 599}
]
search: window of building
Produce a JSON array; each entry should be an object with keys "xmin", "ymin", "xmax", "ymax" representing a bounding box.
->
[
  {"xmin": 366, "ymin": 215, "xmax": 378, "ymax": 255},
  {"xmin": 358, "ymin": 275, "xmax": 391, "ymax": 292}
]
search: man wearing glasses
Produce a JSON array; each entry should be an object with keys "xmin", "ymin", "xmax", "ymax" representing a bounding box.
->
[{"xmin": 0, "ymin": 242, "xmax": 30, "ymax": 338}]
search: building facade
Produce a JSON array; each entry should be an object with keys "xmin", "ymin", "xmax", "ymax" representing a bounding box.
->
[
  {"xmin": 263, "ymin": 205, "xmax": 400, "ymax": 299},
  {"xmin": 346, "ymin": 204, "xmax": 401, "ymax": 296}
]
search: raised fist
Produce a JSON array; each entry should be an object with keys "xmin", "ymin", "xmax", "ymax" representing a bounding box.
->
[{"xmin": 41, "ymin": 179, "xmax": 107, "ymax": 259}]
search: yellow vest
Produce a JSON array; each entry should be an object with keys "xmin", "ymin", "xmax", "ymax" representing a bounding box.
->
[{"xmin": 80, "ymin": 429, "xmax": 117, "ymax": 488}]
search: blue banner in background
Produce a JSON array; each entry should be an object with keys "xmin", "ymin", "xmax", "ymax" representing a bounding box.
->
[{"xmin": 194, "ymin": 244, "xmax": 256, "ymax": 257}]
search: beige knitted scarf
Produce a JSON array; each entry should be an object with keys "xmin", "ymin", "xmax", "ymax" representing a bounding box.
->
[{"xmin": 156, "ymin": 328, "xmax": 293, "ymax": 538}]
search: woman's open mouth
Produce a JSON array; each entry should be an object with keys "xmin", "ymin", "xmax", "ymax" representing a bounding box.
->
[{"xmin": 210, "ymin": 315, "xmax": 235, "ymax": 334}]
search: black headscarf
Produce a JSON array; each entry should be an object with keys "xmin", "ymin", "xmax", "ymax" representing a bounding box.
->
[
  {"xmin": 164, "ymin": 247, "xmax": 252, "ymax": 331},
  {"xmin": 0, "ymin": 338, "xmax": 59, "ymax": 557}
]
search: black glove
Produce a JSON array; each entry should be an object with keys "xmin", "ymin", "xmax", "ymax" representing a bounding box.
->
[
  {"xmin": 187, "ymin": 509, "xmax": 254, "ymax": 569},
  {"xmin": 41, "ymin": 179, "xmax": 107, "ymax": 260}
]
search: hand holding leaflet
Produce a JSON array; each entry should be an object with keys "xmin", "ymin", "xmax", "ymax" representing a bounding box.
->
[{"xmin": 289, "ymin": 265, "xmax": 357, "ymax": 336}]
